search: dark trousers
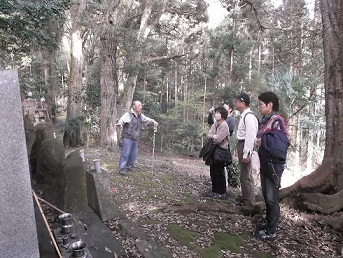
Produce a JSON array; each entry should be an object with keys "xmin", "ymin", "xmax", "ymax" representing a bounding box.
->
[
  {"xmin": 210, "ymin": 164, "xmax": 226, "ymax": 194},
  {"xmin": 260, "ymin": 162, "xmax": 284, "ymax": 234}
]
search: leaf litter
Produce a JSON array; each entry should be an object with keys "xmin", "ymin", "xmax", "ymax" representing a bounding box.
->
[{"xmin": 98, "ymin": 148, "xmax": 343, "ymax": 258}]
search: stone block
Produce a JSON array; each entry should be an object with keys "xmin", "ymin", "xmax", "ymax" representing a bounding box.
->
[
  {"xmin": 86, "ymin": 169, "xmax": 119, "ymax": 221},
  {"xmin": 0, "ymin": 69, "xmax": 39, "ymax": 257},
  {"xmin": 64, "ymin": 152, "xmax": 90, "ymax": 220}
]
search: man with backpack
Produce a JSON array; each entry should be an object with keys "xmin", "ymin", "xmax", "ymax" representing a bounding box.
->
[{"xmin": 234, "ymin": 93, "xmax": 259, "ymax": 206}]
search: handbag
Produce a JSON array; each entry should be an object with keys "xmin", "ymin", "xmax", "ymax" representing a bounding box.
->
[
  {"xmin": 213, "ymin": 146, "xmax": 232, "ymax": 166},
  {"xmin": 251, "ymin": 150, "xmax": 260, "ymax": 171}
]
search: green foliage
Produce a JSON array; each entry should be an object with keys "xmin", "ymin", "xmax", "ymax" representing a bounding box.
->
[
  {"xmin": 64, "ymin": 115, "xmax": 84, "ymax": 140},
  {"xmin": 141, "ymin": 191, "xmax": 174, "ymax": 201},
  {"xmin": 166, "ymin": 224, "xmax": 198, "ymax": 249},
  {"xmin": 156, "ymin": 116, "xmax": 203, "ymax": 154},
  {"xmin": 0, "ymin": 0, "xmax": 70, "ymax": 55},
  {"xmin": 201, "ymin": 232, "xmax": 247, "ymax": 257},
  {"xmin": 266, "ymin": 69, "xmax": 324, "ymax": 122},
  {"xmin": 0, "ymin": 0, "xmax": 71, "ymax": 104},
  {"xmin": 82, "ymin": 59, "xmax": 101, "ymax": 142},
  {"xmin": 227, "ymin": 161, "xmax": 240, "ymax": 188},
  {"xmin": 166, "ymin": 224, "xmax": 252, "ymax": 258},
  {"xmin": 84, "ymin": 59, "xmax": 101, "ymax": 110},
  {"xmin": 18, "ymin": 68, "xmax": 46, "ymax": 97}
]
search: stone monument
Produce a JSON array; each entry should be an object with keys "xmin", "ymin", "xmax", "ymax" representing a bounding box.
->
[
  {"xmin": 0, "ymin": 69, "xmax": 40, "ymax": 257},
  {"xmin": 86, "ymin": 161, "xmax": 119, "ymax": 221}
]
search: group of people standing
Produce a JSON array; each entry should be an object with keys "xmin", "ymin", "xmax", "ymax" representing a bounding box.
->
[
  {"xmin": 115, "ymin": 92, "xmax": 288, "ymax": 242},
  {"xmin": 204, "ymin": 91, "xmax": 289, "ymax": 241}
]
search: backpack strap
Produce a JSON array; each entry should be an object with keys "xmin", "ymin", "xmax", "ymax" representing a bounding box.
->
[
  {"xmin": 270, "ymin": 115, "xmax": 286, "ymax": 134},
  {"xmin": 243, "ymin": 111, "xmax": 258, "ymax": 125}
]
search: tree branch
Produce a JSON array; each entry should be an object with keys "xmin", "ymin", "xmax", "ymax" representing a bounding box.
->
[
  {"xmin": 290, "ymin": 86, "xmax": 317, "ymax": 118},
  {"xmin": 143, "ymin": 54, "xmax": 185, "ymax": 63},
  {"xmin": 240, "ymin": 0, "xmax": 266, "ymax": 32}
]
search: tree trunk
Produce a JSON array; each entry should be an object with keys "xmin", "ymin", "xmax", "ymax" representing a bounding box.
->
[
  {"xmin": 99, "ymin": 32, "xmax": 118, "ymax": 151},
  {"xmin": 42, "ymin": 48, "xmax": 57, "ymax": 123},
  {"xmin": 99, "ymin": 0, "xmax": 133, "ymax": 150},
  {"xmin": 122, "ymin": 72, "xmax": 139, "ymax": 110},
  {"xmin": 281, "ymin": 0, "xmax": 343, "ymax": 214},
  {"xmin": 174, "ymin": 63, "xmax": 178, "ymax": 107},
  {"xmin": 63, "ymin": 3, "xmax": 86, "ymax": 148}
]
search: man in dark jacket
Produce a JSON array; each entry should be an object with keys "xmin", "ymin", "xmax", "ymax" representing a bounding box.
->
[{"xmin": 253, "ymin": 91, "xmax": 289, "ymax": 241}]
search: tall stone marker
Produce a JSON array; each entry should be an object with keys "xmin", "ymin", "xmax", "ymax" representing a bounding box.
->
[{"xmin": 0, "ymin": 70, "xmax": 40, "ymax": 257}]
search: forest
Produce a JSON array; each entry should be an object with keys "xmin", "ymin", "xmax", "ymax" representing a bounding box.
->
[{"xmin": 1, "ymin": 0, "xmax": 343, "ymax": 228}]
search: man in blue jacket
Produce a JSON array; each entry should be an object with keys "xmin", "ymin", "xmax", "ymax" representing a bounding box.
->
[{"xmin": 254, "ymin": 91, "xmax": 289, "ymax": 241}]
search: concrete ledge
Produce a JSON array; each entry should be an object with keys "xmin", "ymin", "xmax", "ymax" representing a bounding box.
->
[{"xmin": 81, "ymin": 211, "xmax": 126, "ymax": 257}]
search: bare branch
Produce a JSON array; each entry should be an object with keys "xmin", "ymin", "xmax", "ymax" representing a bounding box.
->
[
  {"xmin": 240, "ymin": 0, "xmax": 266, "ymax": 32},
  {"xmin": 143, "ymin": 54, "xmax": 185, "ymax": 63}
]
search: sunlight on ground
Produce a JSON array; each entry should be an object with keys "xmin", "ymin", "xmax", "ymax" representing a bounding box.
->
[{"xmin": 281, "ymin": 165, "xmax": 315, "ymax": 189}]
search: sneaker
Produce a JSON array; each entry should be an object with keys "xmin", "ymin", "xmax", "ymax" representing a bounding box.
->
[
  {"xmin": 212, "ymin": 193, "xmax": 228, "ymax": 200},
  {"xmin": 126, "ymin": 166, "xmax": 134, "ymax": 171},
  {"xmin": 255, "ymin": 223, "xmax": 267, "ymax": 231},
  {"xmin": 253, "ymin": 229, "xmax": 277, "ymax": 241},
  {"xmin": 118, "ymin": 168, "xmax": 127, "ymax": 175},
  {"xmin": 203, "ymin": 192, "xmax": 214, "ymax": 198},
  {"xmin": 255, "ymin": 219, "xmax": 268, "ymax": 231}
]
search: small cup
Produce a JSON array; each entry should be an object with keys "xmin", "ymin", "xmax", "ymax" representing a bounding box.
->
[
  {"xmin": 93, "ymin": 159, "xmax": 101, "ymax": 173},
  {"xmin": 58, "ymin": 213, "xmax": 73, "ymax": 226},
  {"xmin": 79, "ymin": 149, "xmax": 85, "ymax": 162},
  {"xmin": 70, "ymin": 240, "xmax": 87, "ymax": 257}
]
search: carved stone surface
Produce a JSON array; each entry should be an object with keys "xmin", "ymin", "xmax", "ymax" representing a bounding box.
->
[
  {"xmin": 86, "ymin": 169, "xmax": 119, "ymax": 221},
  {"xmin": 0, "ymin": 69, "xmax": 39, "ymax": 257},
  {"xmin": 64, "ymin": 151, "xmax": 90, "ymax": 220}
]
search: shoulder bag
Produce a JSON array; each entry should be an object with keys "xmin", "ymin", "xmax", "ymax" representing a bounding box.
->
[{"xmin": 213, "ymin": 145, "xmax": 232, "ymax": 166}]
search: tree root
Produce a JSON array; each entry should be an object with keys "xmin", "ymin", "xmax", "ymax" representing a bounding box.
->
[
  {"xmin": 298, "ymin": 190, "xmax": 343, "ymax": 214},
  {"xmin": 279, "ymin": 159, "xmax": 343, "ymax": 215},
  {"xmin": 164, "ymin": 203, "xmax": 237, "ymax": 213},
  {"xmin": 280, "ymin": 159, "xmax": 336, "ymax": 199},
  {"xmin": 163, "ymin": 202, "xmax": 264, "ymax": 217},
  {"xmin": 301, "ymin": 212, "xmax": 343, "ymax": 231}
]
